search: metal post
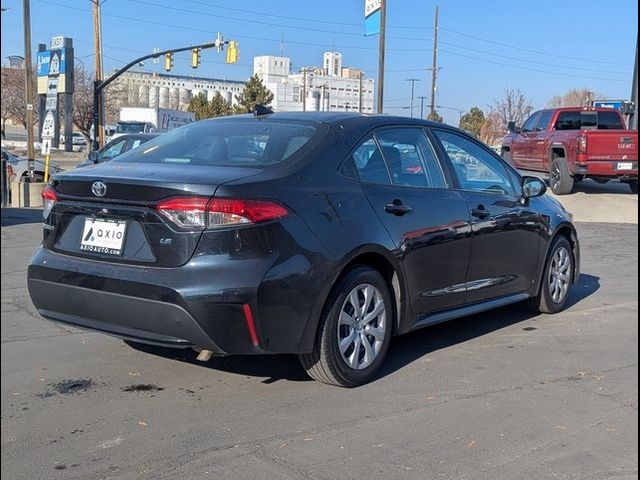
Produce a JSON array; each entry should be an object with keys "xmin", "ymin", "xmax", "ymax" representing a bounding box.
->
[
  {"xmin": 406, "ymin": 78, "xmax": 421, "ymax": 118},
  {"xmin": 359, "ymin": 72, "xmax": 363, "ymax": 113},
  {"xmin": 93, "ymin": 0, "xmax": 104, "ymax": 148},
  {"xmin": 92, "ymin": 80, "xmax": 100, "ymax": 150},
  {"xmin": 630, "ymin": 38, "xmax": 638, "ymax": 130},
  {"xmin": 302, "ymin": 68, "xmax": 307, "ymax": 112},
  {"xmin": 376, "ymin": 0, "xmax": 386, "ymax": 114},
  {"xmin": 429, "ymin": 6, "xmax": 439, "ymax": 120},
  {"xmin": 418, "ymin": 96, "xmax": 427, "ymax": 119},
  {"xmin": 64, "ymin": 38, "xmax": 74, "ymax": 152},
  {"xmin": 22, "ymin": 0, "xmax": 35, "ymax": 178}
]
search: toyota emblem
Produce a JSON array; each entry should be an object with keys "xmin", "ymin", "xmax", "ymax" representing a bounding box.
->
[{"xmin": 91, "ymin": 181, "xmax": 107, "ymax": 197}]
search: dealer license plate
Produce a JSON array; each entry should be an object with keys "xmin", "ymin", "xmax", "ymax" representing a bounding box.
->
[
  {"xmin": 80, "ymin": 218, "xmax": 127, "ymax": 255},
  {"xmin": 617, "ymin": 162, "xmax": 633, "ymax": 170}
]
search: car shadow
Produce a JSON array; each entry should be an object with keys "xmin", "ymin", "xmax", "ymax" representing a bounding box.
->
[
  {"xmin": 127, "ymin": 273, "xmax": 600, "ymax": 386},
  {"xmin": 1, "ymin": 208, "xmax": 43, "ymax": 227},
  {"xmin": 570, "ymin": 179, "xmax": 634, "ymax": 195}
]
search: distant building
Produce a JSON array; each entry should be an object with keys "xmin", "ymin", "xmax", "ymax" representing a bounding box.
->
[
  {"xmin": 254, "ymin": 52, "xmax": 374, "ymax": 113},
  {"xmin": 112, "ymin": 71, "xmax": 245, "ymax": 111},
  {"xmin": 7, "ymin": 56, "xmax": 25, "ymax": 69}
]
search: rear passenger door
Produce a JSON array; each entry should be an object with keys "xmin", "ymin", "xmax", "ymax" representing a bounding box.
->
[{"xmin": 353, "ymin": 127, "xmax": 472, "ymax": 316}]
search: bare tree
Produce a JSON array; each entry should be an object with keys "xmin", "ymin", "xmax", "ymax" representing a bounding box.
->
[
  {"xmin": 491, "ymin": 88, "xmax": 533, "ymax": 130},
  {"xmin": 0, "ymin": 66, "xmax": 38, "ymax": 135},
  {"xmin": 59, "ymin": 68, "xmax": 124, "ymax": 143},
  {"xmin": 547, "ymin": 87, "xmax": 602, "ymax": 108},
  {"xmin": 479, "ymin": 110, "xmax": 504, "ymax": 146}
]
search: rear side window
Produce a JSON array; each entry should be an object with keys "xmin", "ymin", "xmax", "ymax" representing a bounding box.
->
[
  {"xmin": 374, "ymin": 128, "xmax": 447, "ymax": 189},
  {"xmin": 555, "ymin": 111, "xmax": 581, "ymax": 130},
  {"xmin": 535, "ymin": 111, "xmax": 554, "ymax": 131},
  {"xmin": 597, "ymin": 111, "xmax": 624, "ymax": 130},
  {"xmin": 117, "ymin": 120, "xmax": 319, "ymax": 167},
  {"xmin": 351, "ymin": 137, "xmax": 391, "ymax": 185}
]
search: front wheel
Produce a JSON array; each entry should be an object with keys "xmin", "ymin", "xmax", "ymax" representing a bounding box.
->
[
  {"xmin": 299, "ymin": 266, "xmax": 393, "ymax": 387},
  {"xmin": 528, "ymin": 236, "xmax": 574, "ymax": 314}
]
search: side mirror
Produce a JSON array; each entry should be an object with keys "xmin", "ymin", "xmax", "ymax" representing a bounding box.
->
[
  {"xmin": 507, "ymin": 121, "xmax": 520, "ymax": 134},
  {"xmin": 522, "ymin": 176, "xmax": 547, "ymax": 198}
]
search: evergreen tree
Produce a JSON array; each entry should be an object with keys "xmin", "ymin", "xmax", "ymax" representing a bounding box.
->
[
  {"xmin": 234, "ymin": 75, "xmax": 274, "ymax": 114},
  {"xmin": 187, "ymin": 92, "xmax": 232, "ymax": 120},
  {"xmin": 427, "ymin": 110, "xmax": 444, "ymax": 123},
  {"xmin": 459, "ymin": 107, "xmax": 486, "ymax": 137}
]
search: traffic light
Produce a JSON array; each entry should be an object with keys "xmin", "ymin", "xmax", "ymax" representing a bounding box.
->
[
  {"xmin": 226, "ymin": 41, "xmax": 239, "ymax": 64},
  {"xmin": 191, "ymin": 48, "xmax": 201, "ymax": 69},
  {"xmin": 164, "ymin": 52, "xmax": 173, "ymax": 72}
]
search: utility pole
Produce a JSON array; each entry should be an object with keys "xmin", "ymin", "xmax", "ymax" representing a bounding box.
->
[
  {"xmin": 22, "ymin": 0, "xmax": 35, "ymax": 177},
  {"xmin": 302, "ymin": 68, "xmax": 307, "ymax": 112},
  {"xmin": 417, "ymin": 95, "xmax": 427, "ymax": 119},
  {"xmin": 376, "ymin": 0, "xmax": 387, "ymax": 114},
  {"xmin": 429, "ymin": 5, "xmax": 439, "ymax": 120},
  {"xmin": 406, "ymin": 78, "xmax": 421, "ymax": 118},
  {"xmin": 359, "ymin": 71, "xmax": 363, "ymax": 113},
  {"xmin": 630, "ymin": 37, "xmax": 638, "ymax": 130},
  {"xmin": 92, "ymin": 0, "xmax": 104, "ymax": 149}
]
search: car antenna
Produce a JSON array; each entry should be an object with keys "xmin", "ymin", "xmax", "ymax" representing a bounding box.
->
[{"xmin": 253, "ymin": 104, "xmax": 274, "ymax": 118}]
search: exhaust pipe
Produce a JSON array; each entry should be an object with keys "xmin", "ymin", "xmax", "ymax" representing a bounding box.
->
[{"xmin": 195, "ymin": 349, "xmax": 214, "ymax": 362}]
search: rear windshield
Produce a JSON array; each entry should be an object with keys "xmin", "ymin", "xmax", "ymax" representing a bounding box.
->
[
  {"xmin": 555, "ymin": 111, "xmax": 624, "ymax": 130},
  {"xmin": 116, "ymin": 120, "xmax": 319, "ymax": 167}
]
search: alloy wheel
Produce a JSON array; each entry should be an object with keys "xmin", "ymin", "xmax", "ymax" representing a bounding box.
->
[
  {"xmin": 337, "ymin": 283, "xmax": 387, "ymax": 370},
  {"xmin": 548, "ymin": 246, "xmax": 571, "ymax": 303}
]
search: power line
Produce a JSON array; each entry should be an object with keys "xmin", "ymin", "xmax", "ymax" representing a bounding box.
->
[{"xmin": 441, "ymin": 49, "xmax": 629, "ymax": 82}]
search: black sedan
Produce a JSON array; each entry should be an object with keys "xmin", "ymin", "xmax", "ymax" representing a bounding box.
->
[
  {"xmin": 28, "ymin": 113, "xmax": 579, "ymax": 387},
  {"xmin": 75, "ymin": 133, "xmax": 159, "ymax": 168}
]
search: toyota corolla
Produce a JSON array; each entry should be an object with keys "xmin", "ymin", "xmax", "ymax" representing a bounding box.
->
[{"xmin": 28, "ymin": 113, "xmax": 579, "ymax": 387}]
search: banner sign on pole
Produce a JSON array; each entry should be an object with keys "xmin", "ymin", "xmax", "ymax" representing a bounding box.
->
[{"xmin": 365, "ymin": 0, "xmax": 382, "ymax": 36}]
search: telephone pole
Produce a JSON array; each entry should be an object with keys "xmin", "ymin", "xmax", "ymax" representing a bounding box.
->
[
  {"xmin": 429, "ymin": 5, "xmax": 439, "ymax": 120},
  {"xmin": 630, "ymin": 37, "xmax": 638, "ymax": 130},
  {"xmin": 417, "ymin": 95, "xmax": 427, "ymax": 119},
  {"xmin": 376, "ymin": 0, "xmax": 387, "ymax": 114},
  {"xmin": 92, "ymin": 0, "xmax": 104, "ymax": 148},
  {"xmin": 22, "ymin": 0, "xmax": 35, "ymax": 177},
  {"xmin": 406, "ymin": 78, "xmax": 421, "ymax": 118}
]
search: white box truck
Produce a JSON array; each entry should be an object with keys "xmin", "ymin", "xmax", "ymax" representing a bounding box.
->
[{"xmin": 112, "ymin": 108, "xmax": 195, "ymax": 139}]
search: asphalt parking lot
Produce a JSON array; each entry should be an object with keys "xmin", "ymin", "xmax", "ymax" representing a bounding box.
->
[{"xmin": 1, "ymin": 189, "xmax": 638, "ymax": 479}]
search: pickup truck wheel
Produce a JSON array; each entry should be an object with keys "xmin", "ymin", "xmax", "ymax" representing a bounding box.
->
[
  {"xmin": 629, "ymin": 180, "xmax": 638, "ymax": 194},
  {"xmin": 549, "ymin": 158, "xmax": 574, "ymax": 195}
]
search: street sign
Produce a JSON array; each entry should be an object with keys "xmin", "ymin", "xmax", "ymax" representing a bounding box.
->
[
  {"xmin": 593, "ymin": 100, "xmax": 624, "ymax": 110},
  {"xmin": 45, "ymin": 77, "xmax": 58, "ymax": 111},
  {"xmin": 49, "ymin": 50, "xmax": 61, "ymax": 76},
  {"xmin": 42, "ymin": 111, "xmax": 56, "ymax": 139},
  {"xmin": 41, "ymin": 138, "xmax": 52, "ymax": 156}
]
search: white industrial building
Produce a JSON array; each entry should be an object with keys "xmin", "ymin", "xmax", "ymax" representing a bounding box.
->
[
  {"xmin": 113, "ymin": 71, "xmax": 245, "ymax": 111},
  {"xmin": 253, "ymin": 52, "xmax": 375, "ymax": 113}
]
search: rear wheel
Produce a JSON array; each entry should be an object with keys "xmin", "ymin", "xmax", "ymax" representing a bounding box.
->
[
  {"xmin": 299, "ymin": 266, "xmax": 393, "ymax": 387},
  {"xmin": 629, "ymin": 180, "xmax": 638, "ymax": 194},
  {"xmin": 528, "ymin": 236, "xmax": 573, "ymax": 314},
  {"xmin": 549, "ymin": 157, "xmax": 574, "ymax": 195}
]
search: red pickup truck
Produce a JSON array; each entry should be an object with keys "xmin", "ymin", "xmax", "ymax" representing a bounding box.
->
[{"xmin": 501, "ymin": 107, "xmax": 638, "ymax": 194}]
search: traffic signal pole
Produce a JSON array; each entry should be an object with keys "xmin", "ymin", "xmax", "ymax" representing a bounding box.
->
[{"xmin": 92, "ymin": 39, "xmax": 229, "ymax": 150}]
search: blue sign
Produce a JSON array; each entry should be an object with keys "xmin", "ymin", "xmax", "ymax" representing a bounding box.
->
[
  {"xmin": 37, "ymin": 49, "xmax": 67, "ymax": 77},
  {"xmin": 365, "ymin": 0, "xmax": 381, "ymax": 36},
  {"xmin": 593, "ymin": 100, "xmax": 624, "ymax": 110}
]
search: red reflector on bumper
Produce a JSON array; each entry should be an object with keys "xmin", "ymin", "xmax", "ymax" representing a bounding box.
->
[{"xmin": 242, "ymin": 304, "xmax": 259, "ymax": 346}]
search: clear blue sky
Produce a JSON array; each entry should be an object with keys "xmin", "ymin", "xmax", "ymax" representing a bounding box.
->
[{"xmin": 1, "ymin": 0, "xmax": 637, "ymax": 124}]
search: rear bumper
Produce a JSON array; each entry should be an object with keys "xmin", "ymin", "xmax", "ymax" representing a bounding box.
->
[
  {"xmin": 27, "ymin": 247, "xmax": 277, "ymax": 355},
  {"xmin": 574, "ymin": 160, "xmax": 638, "ymax": 178}
]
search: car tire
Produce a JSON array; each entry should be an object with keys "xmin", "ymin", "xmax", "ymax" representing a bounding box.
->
[
  {"xmin": 299, "ymin": 266, "xmax": 393, "ymax": 387},
  {"xmin": 549, "ymin": 157, "xmax": 574, "ymax": 195},
  {"xmin": 629, "ymin": 180, "xmax": 638, "ymax": 194},
  {"xmin": 528, "ymin": 236, "xmax": 574, "ymax": 314}
]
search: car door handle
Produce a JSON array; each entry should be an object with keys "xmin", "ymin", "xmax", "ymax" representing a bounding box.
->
[
  {"xmin": 385, "ymin": 200, "xmax": 412, "ymax": 216},
  {"xmin": 471, "ymin": 205, "xmax": 491, "ymax": 219}
]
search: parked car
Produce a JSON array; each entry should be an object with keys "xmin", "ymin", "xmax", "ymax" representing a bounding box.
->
[
  {"xmin": 27, "ymin": 113, "xmax": 580, "ymax": 387},
  {"xmin": 1, "ymin": 148, "xmax": 61, "ymax": 181},
  {"xmin": 75, "ymin": 133, "xmax": 159, "ymax": 169},
  {"xmin": 60, "ymin": 132, "xmax": 88, "ymax": 146},
  {"xmin": 501, "ymin": 107, "xmax": 638, "ymax": 194}
]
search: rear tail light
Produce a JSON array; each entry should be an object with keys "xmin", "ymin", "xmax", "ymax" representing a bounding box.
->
[
  {"xmin": 156, "ymin": 197, "xmax": 288, "ymax": 230},
  {"xmin": 576, "ymin": 135, "xmax": 587, "ymax": 154},
  {"xmin": 41, "ymin": 185, "xmax": 58, "ymax": 220}
]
